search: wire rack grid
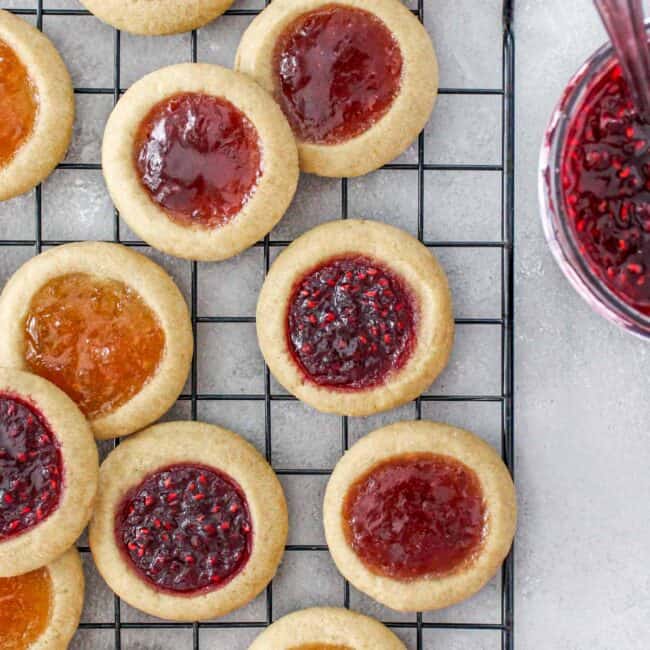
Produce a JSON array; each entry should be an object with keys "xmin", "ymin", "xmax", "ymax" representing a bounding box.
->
[{"xmin": 0, "ymin": 1, "xmax": 515, "ymax": 648}]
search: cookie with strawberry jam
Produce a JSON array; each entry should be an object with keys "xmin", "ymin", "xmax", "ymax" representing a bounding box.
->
[
  {"xmin": 0, "ymin": 548, "xmax": 84, "ymax": 650},
  {"xmin": 0, "ymin": 242, "xmax": 193, "ymax": 440},
  {"xmin": 0, "ymin": 10, "xmax": 74, "ymax": 201},
  {"xmin": 236, "ymin": 0, "xmax": 438, "ymax": 177},
  {"xmin": 250, "ymin": 607, "xmax": 405, "ymax": 650},
  {"xmin": 324, "ymin": 421, "xmax": 516, "ymax": 612},
  {"xmin": 0, "ymin": 368, "xmax": 97, "ymax": 577},
  {"xmin": 257, "ymin": 220, "xmax": 454, "ymax": 416},
  {"xmin": 79, "ymin": 0, "xmax": 233, "ymax": 35},
  {"xmin": 89, "ymin": 421, "xmax": 288, "ymax": 621},
  {"xmin": 102, "ymin": 63, "xmax": 299, "ymax": 261}
]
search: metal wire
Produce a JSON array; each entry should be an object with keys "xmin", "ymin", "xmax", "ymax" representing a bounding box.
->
[{"xmin": 2, "ymin": 2, "xmax": 516, "ymax": 648}]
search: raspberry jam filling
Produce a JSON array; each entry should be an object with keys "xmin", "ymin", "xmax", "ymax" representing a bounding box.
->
[
  {"xmin": 24, "ymin": 273, "xmax": 165, "ymax": 419},
  {"xmin": 0, "ymin": 39, "xmax": 38, "ymax": 169},
  {"xmin": 0, "ymin": 566, "xmax": 52, "ymax": 650},
  {"xmin": 134, "ymin": 93, "xmax": 262, "ymax": 229},
  {"xmin": 562, "ymin": 63, "xmax": 650, "ymax": 315},
  {"xmin": 273, "ymin": 4, "xmax": 403, "ymax": 144},
  {"xmin": 115, "ymin": 463, "xmax": 253, "ymax": 594},
  {"xmin": 0, "ymin": 394, "xmax": 62, "ymax": 540},
  {"xmin": 287, "ymin": 256, "xmax": 416, "ymax": 390},
  {"xmin": 343, "ymin": 453, "xmax": 486, "ymax": 579}
]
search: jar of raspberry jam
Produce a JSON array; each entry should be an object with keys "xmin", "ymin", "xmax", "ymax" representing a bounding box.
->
[{"xmin": 540, "ymin": 26, "xmax": 650, "ymax": 338}]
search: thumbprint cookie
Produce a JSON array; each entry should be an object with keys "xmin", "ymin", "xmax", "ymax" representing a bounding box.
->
[
  {"xmin": 0, "ymin": 369, "xmax": 97, "ymax": 577},
  {"xmin": 256, "ymin": 220, "xmax": 454, "ymax": 416},
  {"xmin": 0, "ymin": 243, "xmax": 193, "ymax": 440},
  {"xmin": 102, "ymin": 63, "xmax": 299, "ymax": 261},
  {"xmin": 324, "ymin": 420, "xmax": 516, "ymax": 612},
  {"xmin": 0, "ymin": 10, "xmax": 74, "ymax": 201},
  {"xmin": 89, "ymin": 421, "xmax": 288, "ymax": 621},
  {"xmin": 236, "ymin": 0, "xmax": 438, "ymax": 177}
]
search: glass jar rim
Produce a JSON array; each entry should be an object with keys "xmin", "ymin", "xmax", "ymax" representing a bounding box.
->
[{"xmin": 539, "ymin": 22, "xmax": 650, "ymax": 339}]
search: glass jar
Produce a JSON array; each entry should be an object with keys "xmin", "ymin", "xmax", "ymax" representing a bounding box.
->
[{"xmin": 539, "ymin": 28, "xmax": 650, "ymax": 339}]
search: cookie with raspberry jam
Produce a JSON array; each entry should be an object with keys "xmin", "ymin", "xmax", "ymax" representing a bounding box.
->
[
  {"xmin": 257, "ymin": 220, "xmax": 454, "ymax": 416},
  {"xmin": 79, "ymin": 0, "xmax": 233, "ymax": 36},
  {"xmin": 0, "ymin": 10, "xmax": 74, "ymax": 201},
  {"xmin": 0, "ymin": 242, "xmax": 193, "ymax": 440},
  {"xmin": 89, "ymin": 421, "xmax": 288, "ymax": 621},
  {"xmin": 324, "ymin": 420, "xmax": 516, "ymax": 612},
  {"xmin": 236, "ymin": 0, "xmax": 438, "ymax": 177},
  {"xmin": 0, "ymin": 368, "xmax": 97, "ymax": 577},
  {"xmin": 250, "ymin": 607, "xmax": 405, "ymax": 650},
  {"xmin": 102, "ymin": 63, "xmax": 299, "ymax": 261}
]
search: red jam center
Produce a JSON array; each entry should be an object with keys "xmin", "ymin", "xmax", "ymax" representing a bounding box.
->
[
  {"xmin": 273, "ymin": 4, "xmax": 403, "ymax": 144},
  {"xmin": 116, "ymin": 463, "xmax": 252, "ymax": 594},
  {"xmin": 287, "ymin": 256, "xmax": 416, "ymax": 390},
  {"xmin": 0, "ymin": 395, "xmax": 62, "ymax": 540},
  {"xmin": 562, "ymin": 63, "xmax": 650, "ymax": 315},
  {"xmin": 134, "ymin": 93, "xmax": 262, "ymax": 229},
  {"xmin": 343, "ymin": 453, "xmax": 486, "ymax": 580}
]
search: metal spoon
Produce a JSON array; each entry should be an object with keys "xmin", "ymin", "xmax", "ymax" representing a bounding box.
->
[{"xmin": 595, "ymin": 0, "xmax": 650, "ymax": 121}]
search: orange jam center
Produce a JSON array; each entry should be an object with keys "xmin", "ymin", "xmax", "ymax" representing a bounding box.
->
[
  {"xmin": 0, "ymin": 39, "xmax": 37, "ymax": 169},
  {"xmin": 24, "ymin": 273, "xmax": 165, "ymax": 419},
  {"xmin": 0, "ymin": 567, "xmax": 52, "ymax": 650}
]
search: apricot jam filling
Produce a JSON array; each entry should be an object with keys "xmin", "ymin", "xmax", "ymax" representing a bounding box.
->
[
  {"xmin": 0, "ymin": 39, "xmax": 38, "ymax": 169},
  {"xmin": 273, "ymin": 4, "xmax": 403, "ymax": 144},
  {"xmin": 24, "ymin": 273, "xmax": 165, "ymax": 419},
  {"xmin": 116, "ymin": 463, "xmax": 253, "ymax": 594},
  {"xmin": 134, "ymin": 92, "xmax": 262, "ymax": 229},
  {"xmin": 0, "ymin": 394, "xmax": 62, "ymax": 540},
  {"xmin": 343, "ymin": 453, "xmax": 486, "ymax": 580},
  {"xmin": 0, "ymin": 566, "xmax": 52, "ymax": 650},
  {"xmin": 287, "ymin": 256, "xmax": 416, "ymax": 390}
]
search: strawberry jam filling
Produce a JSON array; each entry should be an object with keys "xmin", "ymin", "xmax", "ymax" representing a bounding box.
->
[
  {"xmin": 0, "ymin": 394, "xmax": 62, "ymax": 540},
  {"xmin": 0, "ymin": 566, "xmax": 52, "ymax": 650},
  {"xmin": 273, "ymin": 4, "xmax": 403, "ymax": 144},
  {"xmin": 134, "ymin": 93, "xmax": 262, "ymax": 229},
  {"xmin": 562, "ymin": 63, "xmax": 650, "ymax": 315},
  {"xmin": 343, "ymin": 453, "xmax": 486, "ymax": 579},
  {"xmin": 116, "ymin": 463, "xmax": 252, "ymax": 594},
  {"xmin": 24, "ymin": 273, "xmax": 165, "ymax": 419},
  {"xmin": 0, "ymin": 39, "xmax": 38, "ymax": 169},
  {"xmin": 287, "ymin": 256, "xmax": 416, "ymax": 389}
]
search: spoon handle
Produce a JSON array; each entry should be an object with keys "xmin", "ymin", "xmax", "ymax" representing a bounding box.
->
[{"xmin": 595, "ymin": 0, "xmax": 650, "ymax": 121}]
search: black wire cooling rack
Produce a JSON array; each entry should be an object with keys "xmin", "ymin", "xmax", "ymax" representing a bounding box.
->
[{"xmin": 1, "ymin": 1, "xmax": 515, "ymax": 648}]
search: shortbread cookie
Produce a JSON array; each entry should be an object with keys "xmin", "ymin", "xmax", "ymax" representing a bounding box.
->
[
  {"xmin": 102, "ymin": 63, "xmax": 299, "ymax": 261},
  {"xmin": 0, "ymin": 369, "xmax": 98, "ymax": 576},
  {"xmin": 0, "ymin": 548, "xmax": 84, "ymax": 650},
  {"xmin": 0, "ymin": 9, "xmax": 74, "ymax": 201},
  {"xmin": 256, "ymin": 220, "xmax": 454, "ymax": 416},
  {"xmin": 324, "ymin": 421, "xmax": 516, "ymax": 611},
  {"xmin": 236, "ymin": 0, "xmax": 438, "ymax": 177},
  {"xmin": 250, "ymin": 607, "xmax": 405, "ymax": 649},
  {"xmin": 0, "ymin": 242, "xmax": 193, "ymax": 439},
  {"xmin": 89, "ymin": 421, "xmax": 288, "ymax": 621},
  {"xmin": 78, "ymin": 0, "xmax": 233, "ymax": 35}
]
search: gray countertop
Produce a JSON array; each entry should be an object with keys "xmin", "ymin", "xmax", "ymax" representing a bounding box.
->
[
  {"xmin": 0, "ymin": 1, "xmax": 648, "ymax": 648},
  {"xmin": 517, "ymin": 1, "xmax": 650, "ymax": 648}
]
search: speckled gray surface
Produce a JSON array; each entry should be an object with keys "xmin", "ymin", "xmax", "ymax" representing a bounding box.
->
[
  {"xmin": 2, "ymin": 0, "xmax": 646, "ymax": 649},
  {"xmin": 516, "ymin": 2, "xmax": 650, "ymax": 649}
]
